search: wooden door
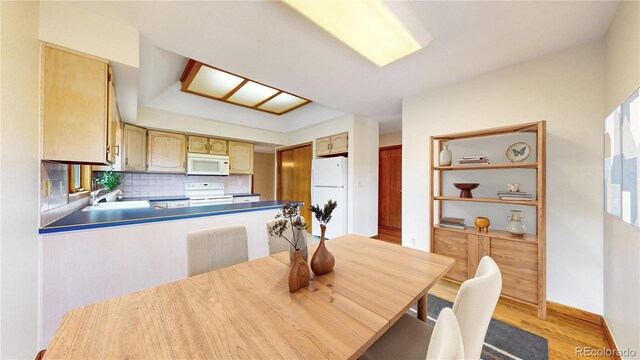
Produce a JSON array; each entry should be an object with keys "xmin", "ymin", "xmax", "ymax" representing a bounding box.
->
[
  {"xmin": 188, "ymin": 136, "xmax": 208, "ymax": 154},
  {"xmin": 229, "ymin": 141, "xmax": 254, "ymax": 174},
  {"xmin": 147, "ymin": 130, "xmax": 186, "ymax": 173},
  {"xmin": 379, "ymin": 146, "xmax": 402, "ymax": 229},
  {"xmin": 42, "ymin": 45, "xmax": 109, "ymax": 164},
  {"xmin": 123, "ymin": 124, "xmax": 146, "ymax": 172},
  {"xmin": 316, "ymin": 137, "xmax": 331, "ymax": 156},
  {"xmin": 330, "ymin": 132, "xmax": 348, "ymax": 154},
  {"xmin": 209, "ymin": 138, "xmax": 228, "ymax": 155},
  {"xmin": 277, "ymin": 144, "xmax": 312, "ymax": 225}
]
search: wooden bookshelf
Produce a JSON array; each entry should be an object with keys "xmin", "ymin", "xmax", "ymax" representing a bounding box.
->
[{"xmin": 430, "ymin": 121, "xmax": 547, "ymax": 319}]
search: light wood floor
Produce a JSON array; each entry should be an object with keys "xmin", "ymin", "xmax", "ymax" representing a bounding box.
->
[
  {"xmin": 372, "ymin": 226, "xmax": 401, "ymax": 244},
  {"xmin": 428, "ymin": 280, "xmax": 615, "ymax": 360}
]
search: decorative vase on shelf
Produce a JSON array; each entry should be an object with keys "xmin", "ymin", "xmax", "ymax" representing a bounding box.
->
[
  {"xmin": 439, "ymin": 144, "xmax": 452, "ymax": 166},
  {"xmin": 310, "ymin": 224, "xmax": 335, "ymax": 275},
  {"xmin": 506, "ymin": 210, "xmax": 526, "ymax": 236},
  {"xmin": 289, "ymin": 235, "xmax": 308, "ymax": 264},
  {"xmin": 288, "ymin": 249, "xmax": 310, "ymax": 293}
]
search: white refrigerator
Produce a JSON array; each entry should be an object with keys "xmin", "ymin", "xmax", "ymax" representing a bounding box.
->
[{"xmin": 311, "ymin": 156, "xmax": 348, "ymax": 239}]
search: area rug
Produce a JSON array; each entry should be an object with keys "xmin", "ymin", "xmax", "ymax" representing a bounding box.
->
[{"xmin": 407, "ymin": 295, "xmax": 548, "ymax": 360}]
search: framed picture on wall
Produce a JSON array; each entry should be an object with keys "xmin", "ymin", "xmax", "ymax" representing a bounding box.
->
[
  {"xmin": 621, "ymin": 89, "xmax": 639, "ymax": 228},
  {"xmin": 604, "ymin": 106, "xmax": 622, "ymax": 217}
]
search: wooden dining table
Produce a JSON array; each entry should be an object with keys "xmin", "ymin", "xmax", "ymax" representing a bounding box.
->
[{"xmin": 43, "ymin": 234, "xmax": 455, "ymax": 359}]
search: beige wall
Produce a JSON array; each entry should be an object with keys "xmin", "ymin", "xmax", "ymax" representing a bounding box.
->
[
  {"xmin": 1, "ymin": 1, "xmax": 41, "ymax": 358},
  {"xmin": 38, "ymin": 1, "xmax": 139, "ymax": 67},
  {"xmin": 603, "ymin": 0, "xmax": 640, "ymax": 355},
  {"xmin": 379, "ymin": 131, "xmax": 402, "ymax": 147},
  {"xmin": 253, "ymin": 152, "xmax": 275, "ymax": 201},
  {"xmin": 403, "ymin": 41, "xmax": 606, "ymax": 313}
]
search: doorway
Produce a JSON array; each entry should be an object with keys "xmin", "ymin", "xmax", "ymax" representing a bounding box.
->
[
  {"xmin": 276, "ymin": 142, "xmax": 313, "ymax": 225},
  {"xmin": 377, "ymin": 145, "xmax": 402, "ymax": 243}
]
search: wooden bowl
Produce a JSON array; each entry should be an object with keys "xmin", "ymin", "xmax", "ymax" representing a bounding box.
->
[{"xmin": 454, "ymin": 183, "xmax": 479, "ymax": 198}]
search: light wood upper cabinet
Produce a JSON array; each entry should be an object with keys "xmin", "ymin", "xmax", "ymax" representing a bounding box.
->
[
  {"xmin": 316, "ymin": 137, "xmax": 331, "ymax": 156},
  {"xmin": 106, "ymin": 69, "xmax": 118, "ymax": 164},
  {"xmin": 209, "ymin": 138, "xmax": 228, "ymax": 155},
  {"xmin": 148, "ymin": 130, "xmax": 187, "ymax": 173},
  {"xmin": 188, "ymin": 136, "xmax": 208, "ymax": 154},
  {"xmin": 316, "ymin": 132, "xmax": 348, "ymax": 157},
  {"xmin": 229, "ymin": 141, "xmax": 254, "ymax": 174},
  {"xmin": 188, "ymin": 136, "xmax": 228, "ymax": 155},
  {"xmin": 42, "ymin": 45, "xmax": 110, "ymax": 164},
  {"xmin": 330, "ymin": 133, "xmax": 348, "ymax": 154},
  {"xmin": 123, "ymin": 124, "xmax": 147, "ymax": 172}
]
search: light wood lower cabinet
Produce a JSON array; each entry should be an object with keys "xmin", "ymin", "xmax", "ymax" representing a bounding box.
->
[
  {"xmin": 229, "ymin": 141, "xmax": 254, "ymax": 174},
  {"xmin": 148, "ymin": 130, "xmax": 187, "ymax": 173},
  {"xmin": 433, "ymin": 227, "xmax": 540, "ymax": 306},
  {"xmin": 122, "ymin": 124, "xmax": 147, "ymax": 172},
  {"xmin": 42, "ymin": 45, "xmax": 110, "ymax": 164}
]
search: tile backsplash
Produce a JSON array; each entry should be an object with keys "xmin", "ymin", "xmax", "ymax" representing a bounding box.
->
[
  {"xmin": 93, "ymin": 172, "xmax": 252, "ymax": 198},
  {"xmin": 41, "ymin": 161, "xmax": 89, "ymax": 226}
]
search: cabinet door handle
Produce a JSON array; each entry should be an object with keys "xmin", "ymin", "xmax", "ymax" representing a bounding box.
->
[
  {"xmin": 106, "ymin": 145, "xmax": 111, "ymax": 154},
  {"xmin": 125, "ymin": 158, "xmax": 129, "ymax": 165},
  {"xmin": 115, "ymin": 144, "xmax": 120, "ymax": 156}
]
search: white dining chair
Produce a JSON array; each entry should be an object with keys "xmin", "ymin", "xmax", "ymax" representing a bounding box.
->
[
  {"xmin": 361, "ymin": 256, "xmax": 502, "ymax": 360},
  {"xmin": 426, "ymin": 308, "xmax": 465, "ymax": 360},
  {"xmin": 186, "ymin": 225, "xmax": 248, "ymax": 277},
  {"xmin": 266, "ymin": 216, "xmax": 308, "ymax": 255}
]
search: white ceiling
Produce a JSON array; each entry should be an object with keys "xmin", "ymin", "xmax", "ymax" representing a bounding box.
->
[{"xmin": 72, "ymin": 0, "xmax": 619, "ymax": 135}]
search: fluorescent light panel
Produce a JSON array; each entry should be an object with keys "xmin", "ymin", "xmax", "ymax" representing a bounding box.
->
[
  {"xmin": 180, "ymin": 60, "xmax": 311, "ymax": 115},
  {"xmin": 282, "ymin": 0, "xmax": 422, "ymax": 66}
]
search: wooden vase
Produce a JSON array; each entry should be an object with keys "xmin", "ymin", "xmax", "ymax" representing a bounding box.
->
[
  {"xmin": 310, "ymin": 224, "xmax": 335, "ymax": 275},
  {"xmin": 288, "ymin": 249, "xmax": 310, "ymax": 293}
]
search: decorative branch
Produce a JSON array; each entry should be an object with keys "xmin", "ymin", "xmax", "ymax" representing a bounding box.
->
[
  {"xmin": 310, "ymin": 200, "xmax": 338, "ymax": 226},
  {"xmin": 268, "ymin": 203, "xmax": 307, "ymax": 250}
]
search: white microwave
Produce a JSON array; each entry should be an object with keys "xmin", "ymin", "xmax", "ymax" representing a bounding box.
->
[{"xmin": 187, "ymin": 154, "xmax": 230, "ymax": 176}]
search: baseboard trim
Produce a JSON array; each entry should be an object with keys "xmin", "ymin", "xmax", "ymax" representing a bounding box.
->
[
  {"xmin": 601, "ymin": 317, "xmax": 622, "ymax": 360},
  {"xmin": 547, "ymin": 301, "xmax": 602, "ymax": 326}
]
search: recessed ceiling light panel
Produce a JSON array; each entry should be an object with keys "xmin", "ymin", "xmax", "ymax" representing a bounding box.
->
[
  {"xmin": 282, "ymin": 0, "xmax": 426, "ymax": 66},
  {"xmin": 180, "ymin": 60, "xmax": 311, "ymax": 115}
]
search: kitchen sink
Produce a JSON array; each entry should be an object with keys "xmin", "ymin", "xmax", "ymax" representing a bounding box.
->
[{"xmin": 82, "ymin": 201, "xmax": 151, "ymax": 211}]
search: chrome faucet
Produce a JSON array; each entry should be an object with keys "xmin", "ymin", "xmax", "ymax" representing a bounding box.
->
[{"xmin": 90, "ymin": 189, "xmax": 121, "ymax": 206}]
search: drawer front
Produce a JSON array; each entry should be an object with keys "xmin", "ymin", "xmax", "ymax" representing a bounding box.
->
[
  {"xmin": 169, "ymin": 200, "xmax": 190, "ymax": 208},
  {"xmin": 433, "ymin": 229, "xmax": 468, "ymax": 282},
  {"xmin": 233, "ymin": 196, "xmax": 260, "ymax": 204},
  {"xmin": 490, "ymin": 238, "xmax": 538, "ymax": 304}
]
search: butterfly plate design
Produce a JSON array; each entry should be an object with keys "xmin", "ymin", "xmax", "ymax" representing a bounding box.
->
[{"xmin": 506, "ymin": 142, "xmax": 531, "ymax": 162}]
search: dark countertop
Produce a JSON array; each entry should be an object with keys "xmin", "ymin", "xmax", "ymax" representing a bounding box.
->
[{"xmin": 40, "ymin": 200, "xmax": 300, "ymax": 234}]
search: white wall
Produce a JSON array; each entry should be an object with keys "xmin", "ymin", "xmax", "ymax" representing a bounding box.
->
[
  {"xmin": 137, "ymin": 107, "xmax": 287, "ymax": 146},
  {"xmin": 351, "ymin": 117, "xmax": 379, "ymax": 237},
  {"xmin": 0, "ymin": 1, "xmax": 41, "ymax": 358},
  {"xmin": 603, "ymin": 0, "xmax": 640, "ymax": 355},
  {"xmin": 379, "ymin": 131, "xmax": 402, "ymax": 147},
  {"xmin": 38, "ymin": 1, "xmax": 139, "ymax": 68},
  {"xmin": 286, "ymin": 114, "xmax": 379, "ymax": 237},
  {"xmin": 403, "ymin": 41, "xmax": 605, "ymax": 313}
]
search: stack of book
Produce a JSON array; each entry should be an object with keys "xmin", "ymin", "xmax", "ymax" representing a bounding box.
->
[
  {"xmin": 458, "ymin": 155, "xmax": 490, "ymax": 165},
  {"xmin": 438, "ymin": 217, "xmax": 467, "ymax": 230},
  {"xmin": 497, "ymin": 191, "xmax": 534, "ymax": 201}
]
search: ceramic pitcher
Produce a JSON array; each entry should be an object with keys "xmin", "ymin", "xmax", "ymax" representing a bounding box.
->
[{"xmin": 506, "ymin": 210, "xmax": 526, "ymax": 236}]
